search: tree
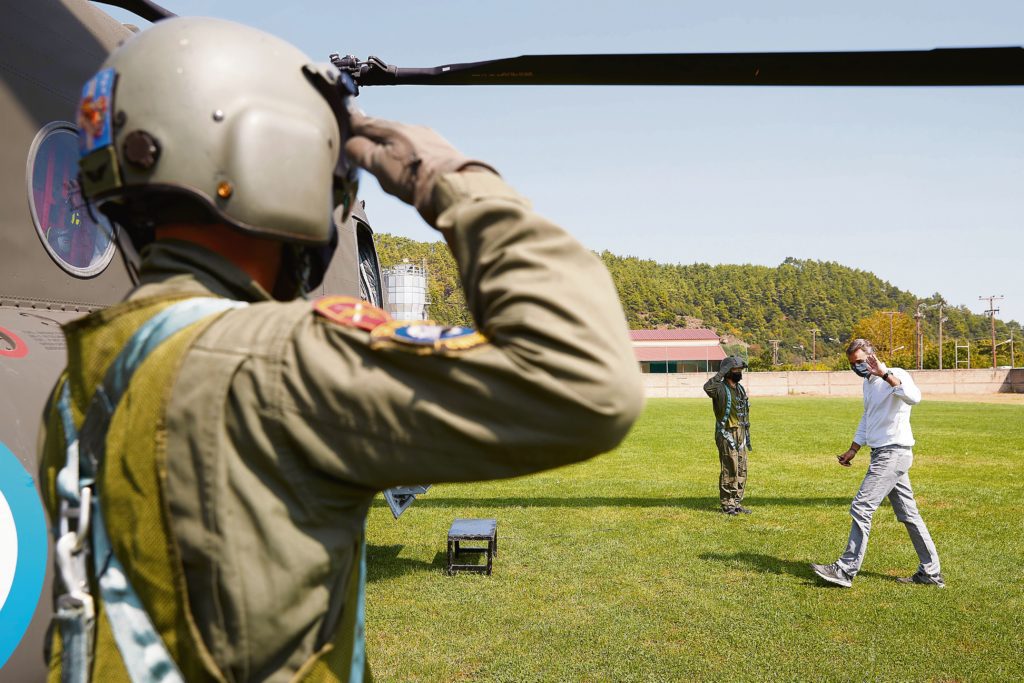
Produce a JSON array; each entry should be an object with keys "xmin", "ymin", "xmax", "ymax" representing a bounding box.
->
[
  {"xmin": 373, "ymin": 233, "xmax": 1020, "ymax": 367},
  {"xmin": 851, "ymin": 311, "xmax": 915, "ymax": 366}
]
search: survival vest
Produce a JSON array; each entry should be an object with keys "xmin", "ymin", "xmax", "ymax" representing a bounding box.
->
[{"xmin": 42, "ymin": 296, "xmax": 369, "ymax": 683}]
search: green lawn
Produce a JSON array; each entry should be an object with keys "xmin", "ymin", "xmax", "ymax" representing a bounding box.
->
[{"xmin": 364, "ymin": 398, "xmax": 1024, "ymax": 682}]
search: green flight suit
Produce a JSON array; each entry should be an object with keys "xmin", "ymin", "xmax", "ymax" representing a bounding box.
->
[
  {"xmin": 703, "ymin": 371, "xmax": 750, "ymax": 511},
  {"xmin": 39, "ymin": 171, "xmax": 644, "ymax": 682}
]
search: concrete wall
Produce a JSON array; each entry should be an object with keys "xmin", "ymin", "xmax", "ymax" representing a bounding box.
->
[{"xmin": 642, "ymin": 368, "xmax": 1024, "ymax": 398}]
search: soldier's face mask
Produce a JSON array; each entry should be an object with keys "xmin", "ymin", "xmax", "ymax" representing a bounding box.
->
[
  {"xmin": 728, "ymin": 371, "xmax": 743, "ymax": 382},
  {"xmin": 850, "ymin": 361, "xmax": 872, "ymax": 378}
]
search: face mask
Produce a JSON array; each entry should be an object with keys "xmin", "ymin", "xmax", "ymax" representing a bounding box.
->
[
  {"xmin": 851, "ymin": 361, "xmax": 871, "ymax": 378},
  {"xmin": 728, "ymin": 371, "xmax": 743, "ymax": 382}
]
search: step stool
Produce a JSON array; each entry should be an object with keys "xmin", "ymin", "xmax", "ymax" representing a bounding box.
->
[{"xmin": 446, "ymin": 518, "xmax": 498, "ymax": 575}]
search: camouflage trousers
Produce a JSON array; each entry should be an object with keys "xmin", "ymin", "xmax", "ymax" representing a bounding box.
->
[{"xmin": 716, "ymin": 426, "xmax": 748, "ymax": 510}]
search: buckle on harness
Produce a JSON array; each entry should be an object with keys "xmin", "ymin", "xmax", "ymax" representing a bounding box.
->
[{"xmin": 56, "ymin": 486, "xmax": 94, "ymax": 619}]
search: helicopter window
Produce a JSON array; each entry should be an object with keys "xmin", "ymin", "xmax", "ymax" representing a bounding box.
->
[
  {"xmin": 27, "ymin": 122, "xmax": 116, "ymax": 278},
  {"xmin": 356, "ymin": 223, "xmax": 384, "ymax": 308}
]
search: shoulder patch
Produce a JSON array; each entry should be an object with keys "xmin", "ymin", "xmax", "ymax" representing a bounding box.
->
[
  {"xmin": 370, "ymin": 320, "xmax": 488, "ymax": 355},
  {"xmin": 313, "ymin": 296, "xmax": 391, "ymax": 332}
]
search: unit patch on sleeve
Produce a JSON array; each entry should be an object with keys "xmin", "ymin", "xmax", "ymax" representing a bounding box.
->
[
  {"xmin": 370, "ymin": 320, "xmax": 489, "ymax": 355},
  {"xmin": 313, "ymin": 296, "xmax": 391, "ymax": 332}
]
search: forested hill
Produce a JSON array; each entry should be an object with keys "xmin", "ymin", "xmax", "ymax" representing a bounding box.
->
[{"xmin": 374, "ymin": 233, "xmax": 1020, "ymax": 369}]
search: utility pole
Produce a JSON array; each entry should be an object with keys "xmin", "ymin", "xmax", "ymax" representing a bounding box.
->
[
  {"xmin": 882, "ymin": 311, "xmax": 898, "ymax": 360},
  {"xmin": 768, "ymin": 339, "xmax": 781, "ymax": 366},
  {"xmin": 914, "ymin": 303, "xmax": 926, "ymax": 370},
  {"xmin": 979, "ymin": 295, "xmax": 1005, "ymax": 369},
  {"xmin": 809, "ymin": 328, "xmax": 820, "ymax": 361},
  {"xmin": 937, "ymin": 303, "xmax": 947, "ymax": 370}
]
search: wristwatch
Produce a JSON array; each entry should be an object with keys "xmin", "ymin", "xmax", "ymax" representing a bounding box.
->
[{"xmin": 882, "ymin": 370, "xmax": 893, "ymax": 381}]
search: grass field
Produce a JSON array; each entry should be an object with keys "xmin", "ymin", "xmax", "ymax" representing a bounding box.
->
[{"xmin": 363, "ymin": 398, "xmax": 1024, "ymax": 681}]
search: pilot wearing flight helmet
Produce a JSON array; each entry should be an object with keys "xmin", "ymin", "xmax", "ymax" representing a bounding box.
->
[{"xmin": 38, "ymin": 17, "xmax": 643, "ymax": 682}]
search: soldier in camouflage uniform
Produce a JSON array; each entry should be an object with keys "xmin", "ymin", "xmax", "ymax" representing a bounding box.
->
[
  {"xmin": 703, "ymin": 355, "xmax": 751, "ymax": 515},
  {"xmin": 39, "ymin": 18, "xmax": 643, "ymax": 683}
]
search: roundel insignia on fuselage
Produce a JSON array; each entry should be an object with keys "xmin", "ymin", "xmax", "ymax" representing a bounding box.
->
[
  {"xmin": 370, "ymin": 320, "xmax": 489, "ymax": 355},
  {"xmin": 0, "ymin": 442, "xmax": 48, "ymax": 670},
  {"xmin": 0, "ymin": 326, "xmax": 29, "ymax": 359}
]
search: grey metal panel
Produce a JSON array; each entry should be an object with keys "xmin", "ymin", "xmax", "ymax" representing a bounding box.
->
[
  {"xmin": 0, "ymin": 0, "xmax": 134, "ymax": 309},
  {"xmin": 314, "ymin": 203, "xmax": 362, "ymax": 298},
  {"xmin": 0, "ymin": 2, "xmax": 135, "ymax": 678},
  {"xmin": 0, "ymin": 304, "xmax": 91, "ymax": 681},
  {"xmin": 316, "ymin": 201, "xmax": 385, "ymax": 307},
  {"xmin": 0, "ymin": 306, "xmax": 88, "ymax": 467}
]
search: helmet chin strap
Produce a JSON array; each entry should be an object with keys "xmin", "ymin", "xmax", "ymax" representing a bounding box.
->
[
  {"xmin": 115, "ymin": 226, "xmax": 142, "ymax": 286},
  {"xmin": 272, "ymin": 244, "xmax": 311, "ymax": 301},
  {"xmin": 81, "ymin": 177, "xmax": 142, "ymax": 286}
]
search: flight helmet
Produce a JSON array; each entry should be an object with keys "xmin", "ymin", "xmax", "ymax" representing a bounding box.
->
[
  {"xmin": 76, "ymin": 17, "xmax": 358, "ymax": 290},
  {"xmin": 720, "ymin": 355, "xmax": 748, "ymax": 374}
]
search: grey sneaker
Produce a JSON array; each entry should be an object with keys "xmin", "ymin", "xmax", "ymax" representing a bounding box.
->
[
  {"xmin": 896, "ymin": 571, "xmax": 945, "ymax": 588},
  {"xmin": 720, "ymin": 506, "xmax": 739, "ymax": 515},
  {"xmin": 810, "ymin": 562, "xmax": 852, "ymax": 588}
]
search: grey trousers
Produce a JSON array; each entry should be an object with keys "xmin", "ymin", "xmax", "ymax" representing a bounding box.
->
[{"xmin": 835, "ymin": 445, "xmax": 941, "ymax": 578}]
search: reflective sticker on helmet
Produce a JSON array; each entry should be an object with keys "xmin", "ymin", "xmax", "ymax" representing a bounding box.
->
[
  {"xmin": 370, "ymin": 321, "xmax": 488, "ymax": 355},
  {"xmin": 313, "ymin": 296, "xmax": 391, "ymax": 332},
  {"xmin": 78, "ymin": 68, "xmax": 116, "ymax": 155},
  {"xmin": 77, "ymin": 68, "xmax": 123, "ymax": 198}
]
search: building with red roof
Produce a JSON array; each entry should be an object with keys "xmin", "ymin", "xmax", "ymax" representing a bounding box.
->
[{"xmin": 630, "ymin": 328, "xmax": 726, "ymax": 373}]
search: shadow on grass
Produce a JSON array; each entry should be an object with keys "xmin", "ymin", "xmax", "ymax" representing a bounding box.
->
[
  {"xmin": 366, "ymin": 545, "xmax": 492, "ymax": 582},
  {"xmin": 366, "ymin": 544, "xmax": 446, "ymax": 583},
  {"xmin": 699, "ymin": 551, "xmax": 895, "ymax": 584},
  {"xmin": 373, "ymin": 496, "xmax": 850, "ymax": 513}
]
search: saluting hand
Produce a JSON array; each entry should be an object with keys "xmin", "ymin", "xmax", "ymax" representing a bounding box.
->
[{"xmin": 344, "ymin": 110, "xmax": 497, "ymax": 226}]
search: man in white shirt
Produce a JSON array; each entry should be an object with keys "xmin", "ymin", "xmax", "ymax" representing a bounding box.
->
[{"xmin": 811, "ymin": 338, "xmax": 944, "ymax": 588}]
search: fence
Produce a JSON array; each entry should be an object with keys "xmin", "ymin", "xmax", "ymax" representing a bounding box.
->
[{"xmin": 642, "ymin": 368, "xmax": 1024, "ymax": 398}]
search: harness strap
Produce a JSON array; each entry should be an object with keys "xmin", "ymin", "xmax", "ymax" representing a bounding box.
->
[
  {"xmin": 717, "ymin": 385, "xmax": 737, "ymax": 449},
  {"xmin": 55, "ymin": 383, "xmax": 94, "ymax": 683},
  {"xmin": 349, "ymin": 529, "xmax": 368, "ymax": 683},
  {"xmin": 54, "ymin": 297, "xmax": 247, "ymax": 683},
  {"xmin": 743, "ymin": 394, "xmax": 752, "ymax": 450}
]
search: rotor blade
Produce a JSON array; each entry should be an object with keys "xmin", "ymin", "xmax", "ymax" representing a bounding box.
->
[
  {"xmin": 357, "ymin": 48, "xmax": 1024, "ymax": 87},
  {"xmin": 93, "ymin": 0, "xmax": 176, "ymax": 23}
]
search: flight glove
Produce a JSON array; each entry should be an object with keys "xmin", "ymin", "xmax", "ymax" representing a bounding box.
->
[{"xmin": 344, "ymin": 112, "xmax": 497, "ymax": 226}]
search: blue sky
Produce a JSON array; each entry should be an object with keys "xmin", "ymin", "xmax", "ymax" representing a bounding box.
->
[{"xmin": 100, "ymin": 1, "xmax": 1024, "ymax": 325}]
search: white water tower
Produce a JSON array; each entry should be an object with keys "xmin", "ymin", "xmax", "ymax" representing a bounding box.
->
[{"xmin": 384, "ymin": 259, "xmax": 429, "ymax": 321}]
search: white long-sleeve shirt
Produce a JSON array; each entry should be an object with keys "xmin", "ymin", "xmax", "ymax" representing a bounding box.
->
[{"xmin": 853, "ymin": 367, "xmax": 922, "ymax": 448}]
